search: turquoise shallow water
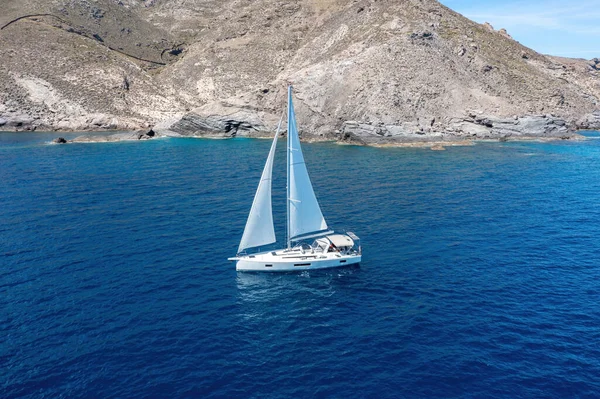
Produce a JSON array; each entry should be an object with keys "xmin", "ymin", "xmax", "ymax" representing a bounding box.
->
[{"xmin": 2, "ymin": 132, "xmax": 600, "ymax": 398}]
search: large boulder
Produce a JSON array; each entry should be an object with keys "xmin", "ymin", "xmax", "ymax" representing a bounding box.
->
[
  {"xmin": 135, "ymin": 128, "xmax": 156, "ymax": 140},
  {"xmin": 577, "ymin": 111, "xmax": 600, "ymax": 130},
  {"xmin": 163, "ymin": 103, "xmax": 274, "ymax": 138}
]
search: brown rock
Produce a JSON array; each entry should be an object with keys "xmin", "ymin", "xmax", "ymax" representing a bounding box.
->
[{"xmin": 0, "ymin": 0, "xmax": 598, "ymax": 144}]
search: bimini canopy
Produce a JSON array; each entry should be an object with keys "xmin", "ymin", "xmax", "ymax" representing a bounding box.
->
[{"xmin": 325, "ymin": 234, "xmax": 354, "ymax": 248}]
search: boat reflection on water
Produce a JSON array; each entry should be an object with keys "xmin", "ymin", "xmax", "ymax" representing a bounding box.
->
[{"xmin": 235, "ymin": 264, "xmax": 362, "ymax": 305}]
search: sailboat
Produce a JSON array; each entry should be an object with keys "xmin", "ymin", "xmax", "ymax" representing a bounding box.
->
[{"xmin": 228, "ymin": 85, "xmax": 362, "ymax": 272}]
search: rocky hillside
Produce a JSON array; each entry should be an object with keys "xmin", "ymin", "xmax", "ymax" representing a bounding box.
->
[{"xmin": 1, "ymin": 0, "xmax": 599, "ymax": 144}]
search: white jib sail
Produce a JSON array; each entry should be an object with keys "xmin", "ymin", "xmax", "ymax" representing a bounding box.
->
[
  {"xmin": 238, "ymin": 120, "xmax": 281, "ymax": 253},
  {"xmin": 287, "ymin": 87, "xmax": 328, "ymax": 241}
]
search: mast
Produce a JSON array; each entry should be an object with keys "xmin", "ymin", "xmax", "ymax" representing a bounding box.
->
[{"xmin": 286, "ymin": 85, "xmax": 292, "ymax": 249}]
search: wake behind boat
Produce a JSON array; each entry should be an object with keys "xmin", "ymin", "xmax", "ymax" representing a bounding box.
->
[{"xmin": 229, "ymin": 85, "xmax": 361, "ymax": 272}]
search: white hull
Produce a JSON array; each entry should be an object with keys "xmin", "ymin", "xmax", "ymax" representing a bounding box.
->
[{"xmin": 230, "ymin": 249, "xmax": 361, "ymax": 272}]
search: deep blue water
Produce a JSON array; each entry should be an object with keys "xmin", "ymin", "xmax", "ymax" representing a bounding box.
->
[{"xmin": 2, "ymin": 132, "xmax": 600, "ymax": 398}]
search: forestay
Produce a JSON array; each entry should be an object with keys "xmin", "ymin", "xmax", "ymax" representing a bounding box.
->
[
  {"xmin": 287, "ymin": 87, "xmax": 328, "ymax": 241},
  {"xmin": 237, "ymin": 121, "xmax": 281, "ymax": 253}
]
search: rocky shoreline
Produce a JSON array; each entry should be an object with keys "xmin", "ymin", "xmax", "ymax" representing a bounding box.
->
[
  {"xmin": 338, "ymin": 114, "xmax": 583, "ymax": 145},
  {"xmin": 46, "ymin": 114, "xmax": 597, "ymax": 150},
  {"xmin": 3, "ymin": 1, "xmax": 600, "ymax": 150},
  {"xmin": 25, "ymin": 99, "xmax": 595, "ymax": 146},
  {"xmin": 5, "ymin": 109, "xmax": 600, "ymax": 142},
  {"xmin": 151, "ymin": 109, "xmax": 600, "ymax": 145},
  {"xmin": 52, "ymin": 129, "xmax": 156, "ymax": 144}
]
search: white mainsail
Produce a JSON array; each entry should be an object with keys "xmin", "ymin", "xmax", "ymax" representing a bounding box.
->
[
  {"xmin": 287, "ymin": 86, "xmax": 328, "ymax": 244},
  {"xmin": 237, "ymin": 121, "xmax": 281, "ymax": 253}
]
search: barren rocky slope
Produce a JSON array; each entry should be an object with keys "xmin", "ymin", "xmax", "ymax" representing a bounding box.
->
[{"xmin": 1, "ymin": 0, "xmax": 599, "ymax": 144}]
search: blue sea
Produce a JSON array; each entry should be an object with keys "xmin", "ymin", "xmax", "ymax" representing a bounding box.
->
[{"xmin": 2, "ymin": 131, "xmax": 600, "ymax": 398}]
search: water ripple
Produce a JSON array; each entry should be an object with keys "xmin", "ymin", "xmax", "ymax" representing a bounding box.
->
[{"xmin": 2, "ymin": 133, "xmax": 600, "ymax": 398}]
